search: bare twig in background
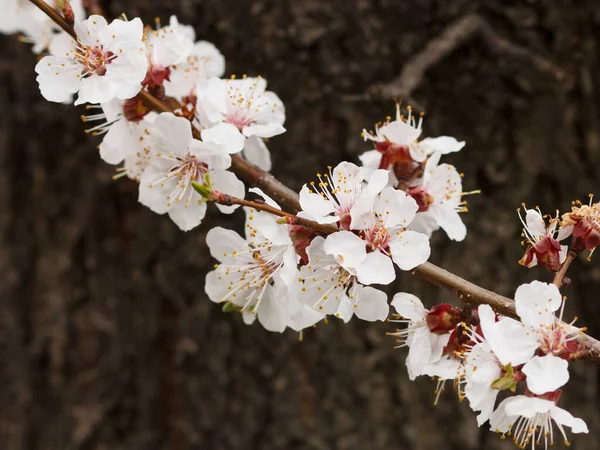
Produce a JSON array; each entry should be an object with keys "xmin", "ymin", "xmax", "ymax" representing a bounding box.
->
[{"xmin": 347, "ymin": 13, "xmax": 565, "ymax": 103}]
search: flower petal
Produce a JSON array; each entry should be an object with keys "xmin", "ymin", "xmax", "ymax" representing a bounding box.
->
[
  {"xmin": 391, "ymin": 292, "xmax": 426, "ymax": 321},
  {"xmin": 522, "ymin": 354, "xmax": 569, "ymax": 395},
  {"xmin": 515, "ymin": 281, "xmax": 562, "ymax": 329},
  {"xmin": 389, "ymin": 230, "xmax": 431, "ymax": 271},
  {"xmin": 356, "ymin": 251, "xmax": 395, "ymax": 285}
]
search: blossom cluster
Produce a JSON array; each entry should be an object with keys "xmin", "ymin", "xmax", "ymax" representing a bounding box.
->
[
  {"xmin": 390, "ymin": 281, "xmax": 588, "ymax": 449},
  {"xmin": 3, "ymin": 3, "xmax": 598, "ymax": 449}
]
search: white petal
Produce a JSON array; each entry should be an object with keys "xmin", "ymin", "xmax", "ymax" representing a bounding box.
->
[
  {"xmin": 356, "ymin": 251, "xmax": 395, "ymax": 285},
  {"xmin": 419, "ymin": 136, "xmax": 465, "ymax": 155},
  {"xmin": 256, "ymin": 285, "xmax": 289, "ymax": 333},
  {"xmin": 149, "ymin": 113, "xmax": 194, "ymax": 157},
  {"xmin": 431, "ymin": 204, "xmax": 467, "ymax": 242},
  {"xmin": 422, "ymin": 357, "xmax": 461, "ymax": 380},
  {"xmin": 99, "ymin": 118, "xmax": 134, "ymax": 165},
  {"xmin": 323, "ymin": 231, "xmax": 367, "ymax": 270},
  {"xmin": 334, "ymin": 295, "xmax": 354, "ymax": 323},
  {"xmin": 353, "ymin": 285, "xmax": 388, "ymax": 321},
  {"xmin": 389, "ymin": 230, "xmax": 431, "ymax": 271},
  {"xmin": 374, "ymin": 187, "xmax": 418, "ymax": 228},
  {"xmin": 391, "ymin": 292, "xmax": 426, "ymax": 321},
  {"xmin": 550, "ymin": 406, "xmax": 589, "ymax": 434},
  {"xmin": 406, "ymin": 326, "xmax": 432, "ymax": 380},
  {"xmin": 525, "ymin": 209, "xmax": 546, "ymax": 238},
  {"xmin": 243, "ymin": 136, "xmax": 272, "ymax": 171},
  {"xmin": 299, "ymin": 185, "xmax": 336, "ymax": 220},
  {"xmin": 201, "ymin": 122, "xmax": 245, "ymax": 154},
  {"xmin": 380, "ymin": 120, "xmax": 421, "ymax": 145},
  {"xmin": 205, "ymin": 227, "xmax": 249, "ymax": 263},
  {"xmin": 504, "ymin": 396, "xmax": 554, "ymax": 418},
  {"xmin": 249, "ymin": 187, "xmax": 280, "ymax": 209},
  {"xmin": 363, "ymin": 169, "xmax": 390, "ymax": 196},
  {"xmin": 558, "ymin": 225, "xmax": 574, "ymax": 241},
  {"xmin": 514, "ymin": 281, "xmax": 562, "ymax": 329},
  {"xmin": 358, "ymin": 150, "xmax": 382, "ymax": 172},
  {"xmin": 287, "ymin": 305, "xmax": 325, "ymax": 331},
  {"xmin": 409, "ymin": 211, "xmax": 440, "ymax": 237},
  {"xmin": 522, "ymin": 354, "xmax": 569, "ymax": 395},
  {"xmin": 76, "ymin": 74, "xmax": 116, "ymax": 105},
  {"xmin": 167, "ymin": 195, "xmax": 207, "ymax": 231},
  {"xmin": 484, "ymin": 316, "xmax": 539, "ymax": 367}
]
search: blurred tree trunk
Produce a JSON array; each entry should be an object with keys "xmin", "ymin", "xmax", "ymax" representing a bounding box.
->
[{"xmin": 1, "ymin": 1, "xmax": 600, "ymax": 449}]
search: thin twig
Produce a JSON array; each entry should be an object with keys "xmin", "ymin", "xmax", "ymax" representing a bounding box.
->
[
  {"xmin": 553, "ymin": 252, "xmax": 576, "ymax": 288},
  {"xmin": 358, "ymin": 13, "xmax": 564, "ymax": 103},
  {"xmin": 210, "ymin": 192, "xmax": 334, "ymax": 235}
]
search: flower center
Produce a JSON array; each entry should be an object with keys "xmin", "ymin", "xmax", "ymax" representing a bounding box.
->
[
  {"xmin": 75, "ymin": 45, "xmax": 116, "ymax": 76},
  {"xmin": 362, "ymin": 221, "xmax": 391, "ymax": 254}
]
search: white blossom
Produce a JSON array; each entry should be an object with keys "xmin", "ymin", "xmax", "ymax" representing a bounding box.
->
[
  {"xmin": 518, "ymin": 208, "xmax": 572, "ymax": 269},
  {"xmin": 490, "ymin": 396, "xmax": 588, "ymax": 449},
  {"xmin": 298, "ymin": 162, "xmax": 389, "ymax": 226},
  {"xmin": 35, "ymin": 15, "xmax": 147, "ymax": 105},
  {"xmin": 408, "ymin": 152, "xmax": 467, "ymax": 241},
  {"xmin": 390, "ymin": 293, "xmax": 450, "ymax": 380},
  {"xmin": 351, "ymin": 187, "xmax": 431, "ymax": 281},
  {"xmin": 138, "ymin": 113, "xmax": 244, "ymax": 231},
  {"xmin": 196, "ymin": 76, "xmax": 285, "ymax": 144},
  {"xmin": 205, "ymin": 210, "xmax": 298, "ymax": 332},
  {"xmin": 294, "ymin": 234, "xmax": 389, "ymax": 322},
  {"xmin": 143, "ymin": 19, "xmax": 194, "ymax": 85},
  {"xmin": 361, "ymin": 105, "xmax": 464, "ymax": 173}
]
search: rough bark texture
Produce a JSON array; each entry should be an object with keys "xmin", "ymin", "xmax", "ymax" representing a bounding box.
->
[{"xmin": 2, "ymin": 1, "xmax": 600, "ymax": 449}]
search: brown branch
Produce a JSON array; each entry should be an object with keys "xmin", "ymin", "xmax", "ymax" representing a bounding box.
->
[
  {"xmin": 28, "ymin": 0, "xmax": 600, "ymax": 365},
  {"xmin": 553, "ymin": 251, "xmax": 576, "ymax": 288},
  {"xmin": 209, "ymin": 192, "xmax": 333, "ymax": 235}
]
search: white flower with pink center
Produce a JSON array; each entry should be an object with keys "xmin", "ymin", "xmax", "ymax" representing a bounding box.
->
[
  {"xmin": 389, "ymin": 293, "xmax": 451, "ymax": 380},
  {"xmin": 138, "ymin": 113, "xmax": 244, "ymax": 231},
  {"xmin": 351, "ymin": 187, "xmax": 431, "ymax": 284},
  {"xmin": 35, "ymin": 15, "xmax": 147, "ymax": 105},
  {"xmin": 294, "ymin": 233, "xmax": 389, "ymax": 322},
  {"xmin": 360, "ymin": 105, "xmax": 465, "ymax": 180},
  {"xmin": 298, "ymin": 162, "xmax": 389, "ymax": 226},
  {"xmin": 407, "ymin": 153, "xmax": 468, "ymax": 241},
  {"xmin": 490, "ymin": 396, "xmax": 588, "ymax": 449},
  {"xmin": 143, "ymin": 18, "xmax": 194, "ymax": 86},
  {"xmin": 205, "ymin": 210, "xmax": 299, "ymax": 332}
]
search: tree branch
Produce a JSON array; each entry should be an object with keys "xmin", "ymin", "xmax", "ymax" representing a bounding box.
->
[
  {"xmin": 28, "ymin": 0, "xmax": 600, "ymax": 364},
  {"xmin": 553, "ymin": 251, "xmax": 576, "ymax": 288}
]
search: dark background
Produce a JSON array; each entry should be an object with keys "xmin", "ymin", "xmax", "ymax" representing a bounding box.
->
[{"xmin": 2, "ymin": 0, "xmax": 600, "ymax": 449}]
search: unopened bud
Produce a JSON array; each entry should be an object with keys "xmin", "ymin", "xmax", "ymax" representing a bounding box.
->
[
  {"xmin": 191, "ymin": 180, "xmax": 213, "ymax": 199},
  {"xmin": 490, "ymin": 363, "xmax": 519, "ymax": 392},
  {"xmin": 57, "ymin": 0, "xmax": 75, "ymax": 26},
  {"xmin": 425, "ymin": 304, "xmax": 463, "ymax": 335}
]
